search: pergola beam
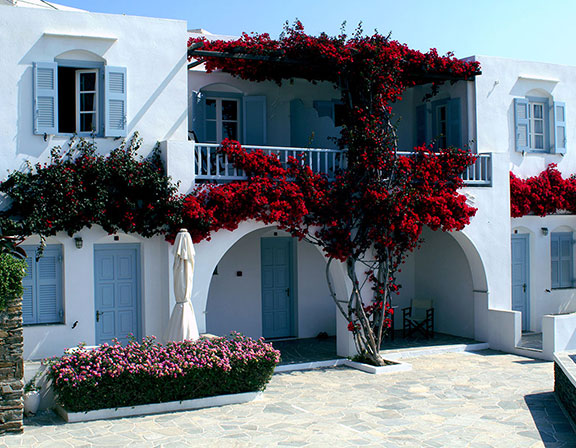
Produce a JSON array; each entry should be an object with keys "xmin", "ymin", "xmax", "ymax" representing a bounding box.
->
[{"xmin": 187, "ymin": 47, "xmax": 481, "ymax": 83}]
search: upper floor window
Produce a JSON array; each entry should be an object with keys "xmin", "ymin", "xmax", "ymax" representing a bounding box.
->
[
  {"xmin": 58, "ymin": 67, "xmax": 99, "ymax": 134},
  {"xmin": 514, "ymin": 97, "xmax": 566, "ymax": 154},
  {"xmin": 205, "ymin": 98, "xmax": 240, "ymax": 143},
  {"xmin": 34, "ymin": 62, "xmax": 127, "ymax": 138},
  {"xmin": 415, "ymin": 98, "xmax": 462, "ymax": 149},
  {"xmin": 191, "ymin": 90, "xmax": 266, "ymax": 146}
]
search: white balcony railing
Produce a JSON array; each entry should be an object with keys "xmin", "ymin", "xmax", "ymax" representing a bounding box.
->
[
  {"xmin": 461, "ymin": 153, "xmax": 492, "ymax": 187},
  {"xmin": 193, "ymin": 143, "xmax": 492, "ymax": 187},
  {"xmin": 194, "ymin": 143, "xmax": 346, "ymax": 181}
]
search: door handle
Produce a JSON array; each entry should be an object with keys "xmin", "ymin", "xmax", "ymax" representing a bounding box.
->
[
  {"xmin": 523, "ymin": 284, "xmax": 527, "ymax": 293},
  {"xmin": 285, "ymin": 288, "xmax": 290, "ymax": 297},
  {"xmin": 96, "ymin": 310, "xmax": 102, "ymax": 322}
]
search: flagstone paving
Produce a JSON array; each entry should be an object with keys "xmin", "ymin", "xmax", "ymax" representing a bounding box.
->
[{"xmin": 2, "ymin": 349, "xmax": 575, "ymax": 447}]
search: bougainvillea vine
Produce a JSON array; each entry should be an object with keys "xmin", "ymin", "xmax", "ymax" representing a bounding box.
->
[
  {"xmin": 186, "ymin": 23, "xmax": 479, "ymax": 366},
  {"xmin": 0, "ymin": 135, "xmax": 182, "ymax": 245},
  {"xmin": 510, "ymin": 164, "xmax": 576, "ymax": 217}
]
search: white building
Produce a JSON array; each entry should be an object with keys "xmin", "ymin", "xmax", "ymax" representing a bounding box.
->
[{"xmin": 0, "ymin": 2, "xmax": 573, "ymax": 361}]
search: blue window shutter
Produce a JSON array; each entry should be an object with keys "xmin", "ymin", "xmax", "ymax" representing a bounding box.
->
[
  {"xmin": 447, "ymin": 98, "xmax": 462, "ymax": 148},
  {"xmin": 243, "ymin": 96, "xmax": 267, "ymax": 145},
  {"xmin": 191, "ymin": 91, "xmax": 205, "ymax": 142},
  {"xmin": 22, "ymin": 254, "xmax": 36, "ymax": 324},
  {"xmin": 514, "ymin": 98, "xmax": 530, "ymax": 153},
  {"xmin": 37, "ymin": 246, "xmax": 63, "ymax": 324},
  {"xmin": 104, "ymin": 66, "xmax": 127, "ymax": 137},
  {"xmin": 416, "ymin": 104, "xmax": 427, "ymax": 146},
  {"xmin": 551, "ymin": 233, "xmax": 573, "ymax": 288},
  {"xmin": 33, "ymin": 62, "xmax": 58, "ymax": 135},
  {"xmin": 313, "ymin": 101, "xmax": 334, "ymax": 120},
  {"xmin": 553, "ymin": 102, "xmax": 567, "ymax": 154},
  {"xmin": 551, "ymin": 234, "xmax": 560, "ymax": 288},
  {"xmin": 559, "ymin": 234, "xmax": 573, "ymax": 288}
]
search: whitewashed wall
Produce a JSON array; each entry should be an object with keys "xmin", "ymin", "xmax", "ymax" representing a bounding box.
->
[
  {"xmin": 0, "ymin": 5, "xmax": 189, "ymax": 167},
  {"xmin": 474, "ymin": 56, "xmax": 576, "ymax": 178},
  {"xmin": 0, "ymin": 5, "xmax": 189, "ymax": 359},
  {"xmin": 512, "ymin": 216, "xmax": 576, "ymax": 332},
  {"xmin": 474, "ymin": 56, "xmax": 576, "ymax": 334}
]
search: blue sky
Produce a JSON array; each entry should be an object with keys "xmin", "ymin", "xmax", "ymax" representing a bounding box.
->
[{"xmin": 52, "ymin": 0, "xmax": 574, "ymax": 66}]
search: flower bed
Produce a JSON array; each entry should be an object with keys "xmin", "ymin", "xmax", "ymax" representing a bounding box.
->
[{"xmin": 48, "ymin": 333, "xmax": 280, "ymax": 413}]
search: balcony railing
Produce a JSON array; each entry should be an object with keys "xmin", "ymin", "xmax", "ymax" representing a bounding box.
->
[
  {"xmin": 461, "ymin": 153, "xmax": 492, "ymax": 187},
  {"xmin": 194, "ymin": 143, "xmax": 346, "ymax": 181},
  {"xmin": 193, "ymin": 143, "xmax": 492, "ymax": 187}
]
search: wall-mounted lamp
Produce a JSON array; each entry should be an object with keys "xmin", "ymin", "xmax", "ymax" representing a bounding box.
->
[
  {"xmin": 541, "ymin": 227, "xmax": 549, "ymax": 236},
  {"xmin": 74, "ymin": 237, "xmax": 83, "ymax": 249}
]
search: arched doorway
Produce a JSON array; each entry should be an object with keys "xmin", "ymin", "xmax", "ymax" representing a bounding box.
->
[
  {"xmin": 205, "ymin": 226, "xmax": 341, "ymax": 340},
  {"xmin": 393, "ymin": 227, "xmax": 489, "ymax": 340}
]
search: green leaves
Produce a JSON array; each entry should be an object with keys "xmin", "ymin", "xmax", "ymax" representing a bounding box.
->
[
  {"xmin": 0, "ymin": 135, "xmax": 182, "ymax": 241},
  {"xmin": 0, "ymin": 254, "xmax": 27, "ymax": 311}
]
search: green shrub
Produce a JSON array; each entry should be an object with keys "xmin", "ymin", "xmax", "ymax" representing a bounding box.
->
[
  {"xmin": 0, "ymin": 254, "xmax": 26, "ymax": 311},
  {"xmin": 48, "ymin": 333, "xmax": 280, "ymax": 412}
]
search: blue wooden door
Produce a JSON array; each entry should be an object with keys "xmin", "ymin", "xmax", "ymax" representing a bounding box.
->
[
  {"xmin": 261, "ymin": 238, "xmax": 294, "ymax": 339},
  {"xmin": 511, "ymin": 235, "xmax": 529, "ymax": 330},
  {"xmin": 94, "ymin": 244, "xmax": 141, "ymax": 345}
]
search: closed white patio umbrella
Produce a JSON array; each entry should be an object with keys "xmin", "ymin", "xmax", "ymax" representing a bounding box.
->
[{"xmin": 164, "ymin": 229, "xmax": 200, "ymax": 342}]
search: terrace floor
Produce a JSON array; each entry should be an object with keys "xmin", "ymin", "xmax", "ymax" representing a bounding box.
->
[
  {"xmin": 11, "ymin": 349, "xmax": 574, "ymax": 447},
  {"xmin": 273, "ymin": 332, "xmax": 483, "ymax": 365},
  {"xmin": 517, "ymin": 332, "xmax": 544, "ymax": 351}
]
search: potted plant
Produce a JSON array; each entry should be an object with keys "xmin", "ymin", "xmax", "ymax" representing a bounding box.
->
[{"xmin": 23, "ymin": 372, "xmax": 42, "ymax": 415}]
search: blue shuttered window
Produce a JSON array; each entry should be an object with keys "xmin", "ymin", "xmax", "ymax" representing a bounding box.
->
[
  {"xmin": 33, "ymin": 61, "xmax": 127, "ymax": 137},
  {"xmin": 104, "ymin": 66, "xmax": 127, "ymax": 137},
  {"xmin": 431, "ymin": 98, "xmax": 462, "ymax": 149},
  {"xmin": 551, "ymin": 233, "xmax": 573, "ymax": 289},
  {"xmin": 33, "ymin": 62, "xmax": 58, "ymax": 135},
  {"xmin": 22, "ymin": 245, "xmax": 63, "ymax": 325},
  {"xmin": 514, "ymin": 97, "xmax": 567, "ymax": 153}
]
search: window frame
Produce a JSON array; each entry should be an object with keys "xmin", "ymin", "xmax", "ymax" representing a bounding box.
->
[
  {"xmin": 526, "ymin": 96, "xmax": 550, "ymax": 153},
  {"xmin": 201, "ymin": 91, "xmax": 243, "ymax": 144},
  {"xmin": 56, "ymin": 60, "xmax": 105, "ymax": 137},
  {"xmin": 75, "ymin": 69, "xmax": 99, "ymax": 135},
  {"xmin": 204, "ymin": 97, "xmax": 241, "ymax": 144}
]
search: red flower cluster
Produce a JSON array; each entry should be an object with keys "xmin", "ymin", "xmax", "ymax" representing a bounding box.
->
[{"xmin": 510, "ymin": 165, "xmax": 576, "ymax": 217}]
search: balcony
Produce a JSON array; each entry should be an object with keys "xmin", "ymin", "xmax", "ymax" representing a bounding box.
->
[{"xmin": 193, "ymin": 143, "xmax": 492, "ymax": 187}]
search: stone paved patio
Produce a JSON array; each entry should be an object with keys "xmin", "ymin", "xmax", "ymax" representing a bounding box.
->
[{"xmin": 2, "ymin": 349, "xmax": 575, "ymax": 447}]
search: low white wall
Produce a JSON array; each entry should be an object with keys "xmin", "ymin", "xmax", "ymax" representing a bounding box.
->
[
  {"xmin": 485, "ymin": 308, "xmax": 521, "ymax": 352},
  {"xmin": 543, "ymin": 313, "xmax": 576, "ymax": 358}
]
